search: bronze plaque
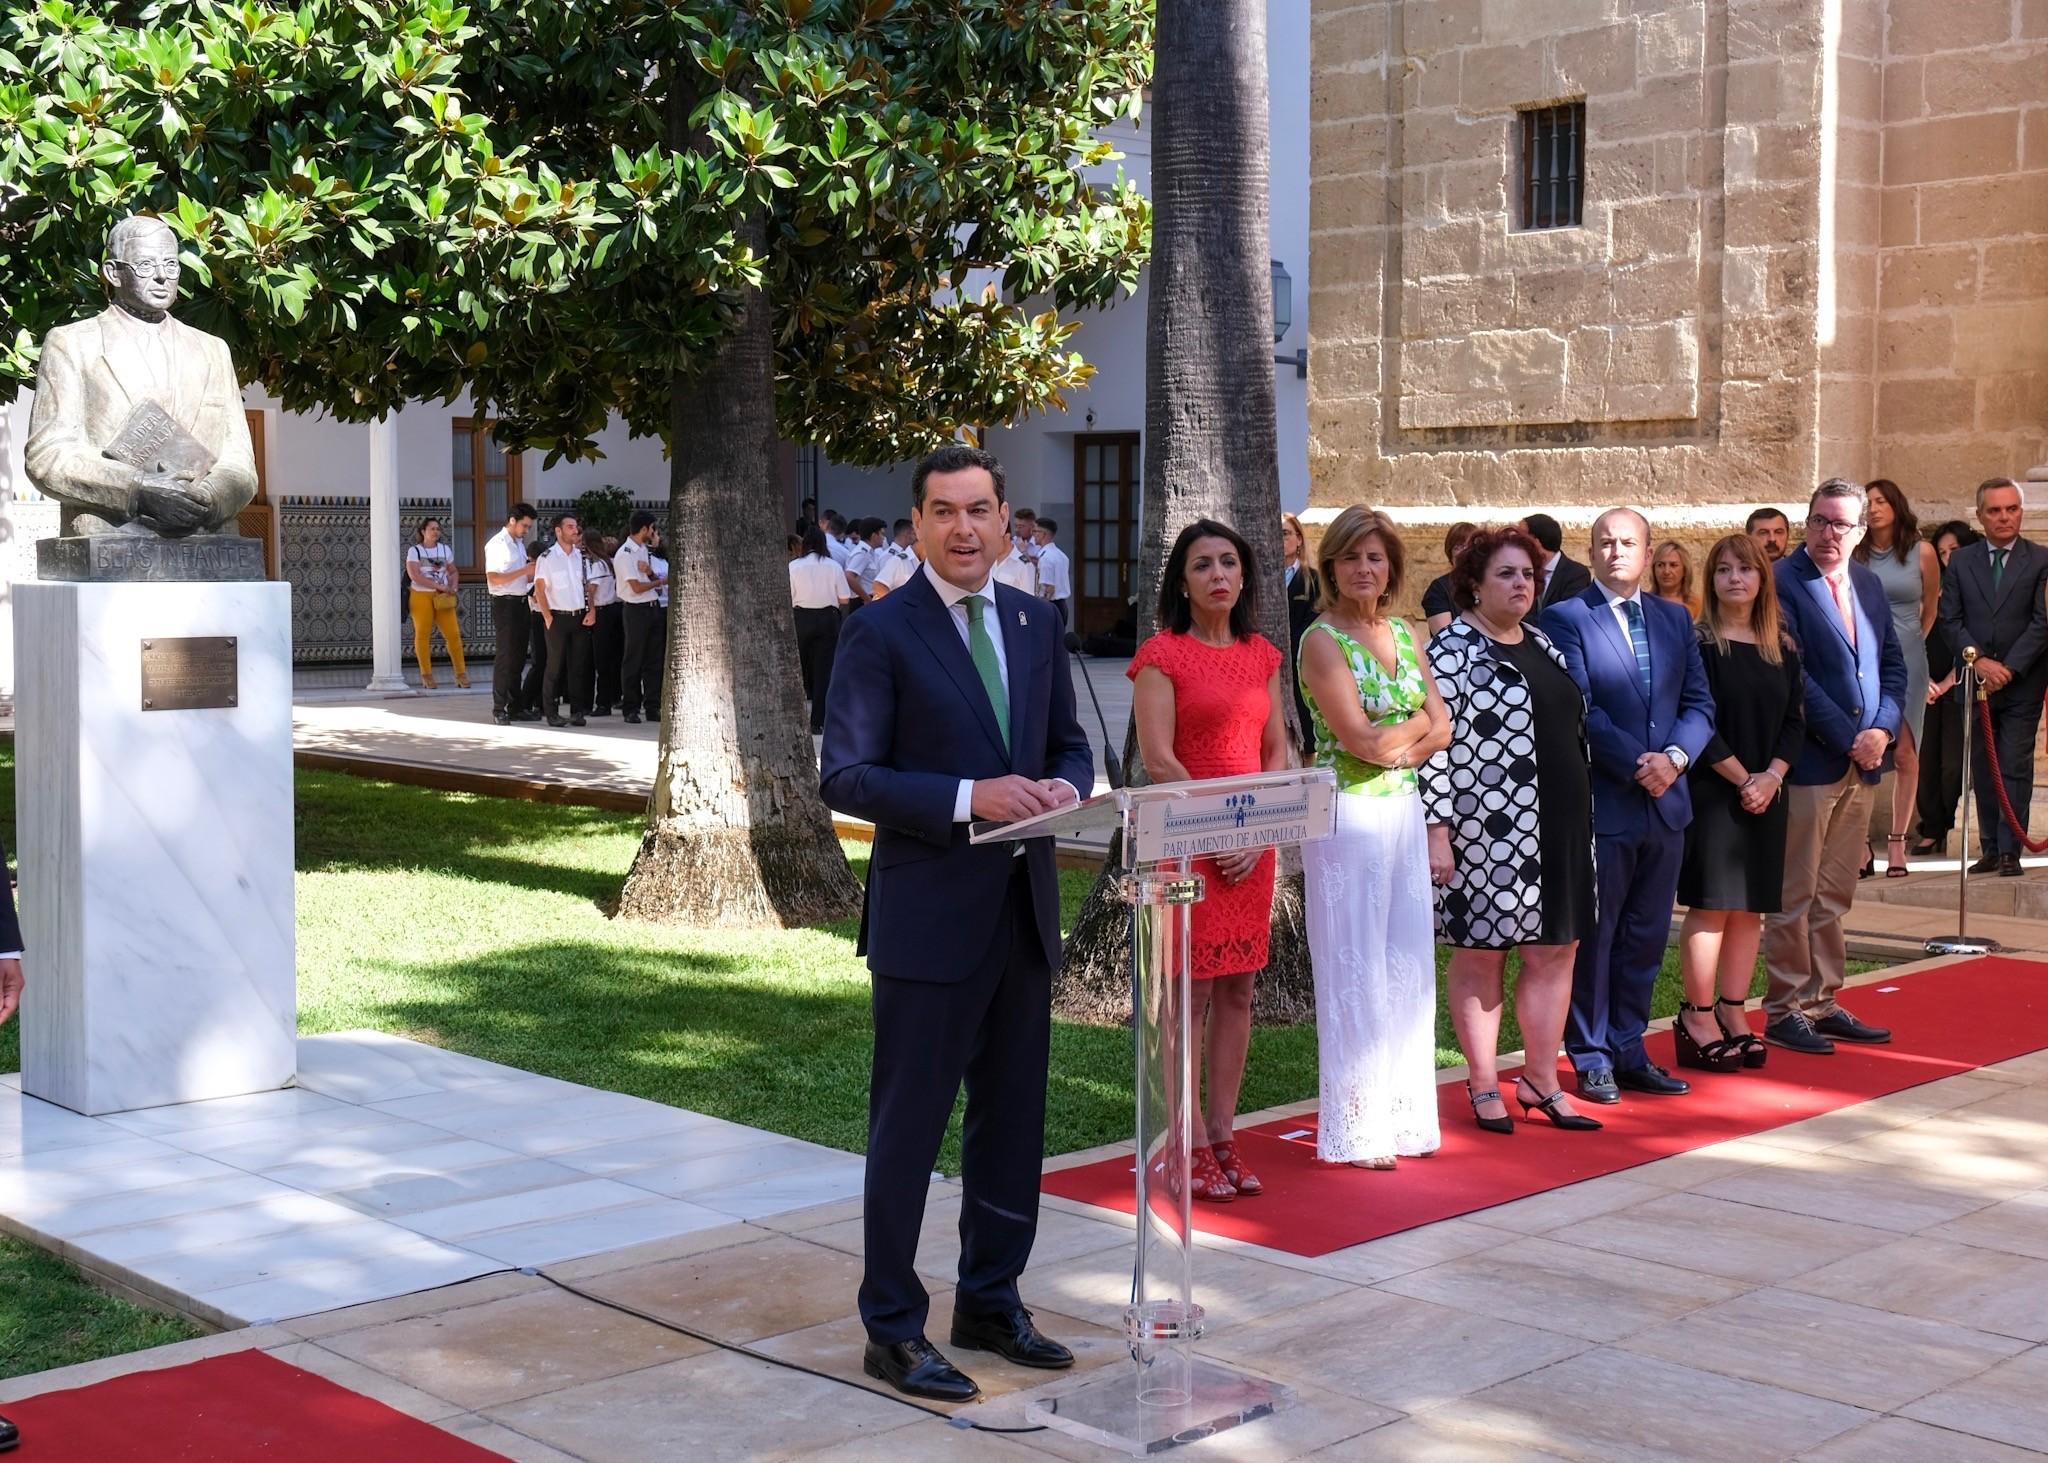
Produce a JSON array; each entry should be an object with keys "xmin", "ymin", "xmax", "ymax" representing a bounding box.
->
[{"xmin": 140, "ymin": 636, "xmax": 239, "ymax": 711}]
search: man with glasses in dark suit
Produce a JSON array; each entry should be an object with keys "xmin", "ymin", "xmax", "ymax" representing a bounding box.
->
[{"xmin": 1937, "ymin": 476, "xmax": 2048, "ymax": 878}]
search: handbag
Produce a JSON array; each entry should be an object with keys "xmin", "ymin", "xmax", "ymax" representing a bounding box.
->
[{"xmin": 433, "ymin": 591, "xmax": 457, "ymax": 611}]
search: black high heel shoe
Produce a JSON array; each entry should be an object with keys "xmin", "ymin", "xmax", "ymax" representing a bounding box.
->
[
  {"xmin": 1514, "ymin": 1076, "xmax": 1603, "ymax": 1131},
  {"xmin": 1673, "ymin": 1001, "xmax": 1744, "ymax": 1072},
  {"xmin": 1716, "ymin": 996, "xmax": 1769, "ymax": 1069},
  {"xmin": 1467, "ymin": 1084, "xmax": 1514, "ymax": 1135}
]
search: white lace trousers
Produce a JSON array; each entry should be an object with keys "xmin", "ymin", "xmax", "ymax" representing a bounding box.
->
[{"xmin": 1303, "ymin": 789, "xmax": 1443, "ymax": 1163}]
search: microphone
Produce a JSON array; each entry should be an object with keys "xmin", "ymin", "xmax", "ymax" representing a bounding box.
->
[{"xmin": 1066, "ymin": 629, "xmax": 1125, "ymax": 790}]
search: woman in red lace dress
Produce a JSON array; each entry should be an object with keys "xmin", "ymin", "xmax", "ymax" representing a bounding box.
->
[{"xmin": 1129, "ymin": 519, "xmax": 1291, "ymax": 1203}]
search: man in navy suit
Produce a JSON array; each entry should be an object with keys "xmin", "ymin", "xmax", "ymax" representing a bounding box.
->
[
  {"xmin": 1765, "ymin": 479, "xmax": 1905, "ymax": 1053},
  {"xmin": 1544, "ymin": 509, "xmax": 1715, "ymax": 1104},
  {"xmin": 820, "ymin": 445, "xmax": 1094, "ymax": 1404}
]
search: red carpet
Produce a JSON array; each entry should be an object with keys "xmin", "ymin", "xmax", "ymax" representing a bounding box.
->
[
  {"xmin": 0, "ymin": 1350, "xmax": 504, "ymax": 1461},
  {"xmin": 1043, "ymin": 955, "xmax": 2048, "ymax": 1256}
]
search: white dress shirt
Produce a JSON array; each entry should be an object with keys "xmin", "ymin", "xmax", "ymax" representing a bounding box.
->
[
  {"xmin": 826, "ymin": 533, "xmax": 852, "ymax": 566},
  {"xmin": 921, "ymin": 562, "xmax": 1078, "ymax": 823},
  {"xmin": 587, "ymin": 555, "xmax": 618, "ymax": 607},
  {"xmin": 534, "ymin": 544, "xmax": 589, "ymax": 614},
  {"xmin": 1035, "ymin": 541, "xmax": 1072, "ymax": 600},
  {"xmin": 791, "ymin": 553, "xmax": 851, "ymax": 609},
  {"xmin": 848, "ymin": 542, "xmax": 882, "ymax": 596},
  {"xmin": 871, "ymin": 547, "xmax": 917, "ymax": 594},
  {"xmin": 614, "ymin": 539, "xmax": 661, "ymax": 604},
  {"xmin": 992, "ymin": 552, "xmax": 1037, "ymax": 594},
  {"xmin": 651, "ymin": 554, "xmax": 669, "ymax": 607},
  {"xmin": 484, "ymin": 527, "xmax": 530, "ymax": 595}
]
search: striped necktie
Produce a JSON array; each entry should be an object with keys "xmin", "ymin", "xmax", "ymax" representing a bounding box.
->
[{"xmin": 1622, "ymin": 598, "xmax": 1653, "ymax": 695}]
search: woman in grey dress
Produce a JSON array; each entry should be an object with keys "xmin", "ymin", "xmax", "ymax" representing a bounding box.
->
[{"xmin": 1856, "ymin": 479, "xmax": 1938, "ymax": 876}]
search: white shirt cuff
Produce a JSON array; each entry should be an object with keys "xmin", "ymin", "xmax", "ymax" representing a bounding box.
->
[
  {"xmin": 0, "ymin": 950, "xmax": 20, "ymax": 961},
  {"xmin": 954, "ymin": 778, "xmax": 1082, "ymax": 824}
]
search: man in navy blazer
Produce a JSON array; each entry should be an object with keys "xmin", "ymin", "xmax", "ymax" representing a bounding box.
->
[
  {"xmin": 1543, "ymin": 509, "xmax": 1715, "ymax": 1104},
  {"xmin": 1764, "ymin": 480, "xmax": 1905, "ymax": 1054},
  {"xmin": 820, "ymin": 445, "xmax": 1094, "ymax": 1404}
]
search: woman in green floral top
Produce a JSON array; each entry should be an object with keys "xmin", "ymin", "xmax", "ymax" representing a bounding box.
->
[{"xmin": 1298, "ymin": 507, "xmax": 1452, "ymax": 1169}]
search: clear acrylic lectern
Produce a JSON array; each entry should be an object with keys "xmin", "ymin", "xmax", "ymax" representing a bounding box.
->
[{"xmin": 972, "ymin": 767, "xmax": 1337, "ymax": 1456}]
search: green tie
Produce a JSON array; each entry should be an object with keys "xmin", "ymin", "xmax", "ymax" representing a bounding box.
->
[
  {"xmin": 1993, "ymin": 548, "xmax": 2008, "ymax": 590},
  {"xmin": 964, "ymin": 594, "xmax": 1009, "ymax": 752}
]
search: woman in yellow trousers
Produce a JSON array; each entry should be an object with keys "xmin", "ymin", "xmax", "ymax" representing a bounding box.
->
[{"xmin": 407, "ymin": 517, "xmax": 469, "ymax": 689}]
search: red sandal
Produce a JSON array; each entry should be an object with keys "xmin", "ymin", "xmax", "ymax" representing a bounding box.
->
[
  {"xmin": 1190, "ymin": 1144, "xmax": 1238, "ymax": 1203},
  {"xmin": 1210, "ymin": 1140, "xmax": 1262, "ymax": 1197}
]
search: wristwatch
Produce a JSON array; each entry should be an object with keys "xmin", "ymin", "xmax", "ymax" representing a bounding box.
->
[{"xmin": 1663, "ymin": 744, "xmax": 1690, "ymax": 772}]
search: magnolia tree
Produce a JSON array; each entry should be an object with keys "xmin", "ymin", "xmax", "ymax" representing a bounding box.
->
[{"xmin": 1, "ymin": 0, "xmax": 1151, "ymax": 925}]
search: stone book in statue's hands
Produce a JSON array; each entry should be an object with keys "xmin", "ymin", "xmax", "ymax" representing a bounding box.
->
[{"xmin": 102, "ymin": 400, "xmax": 216, "ymax": 481}]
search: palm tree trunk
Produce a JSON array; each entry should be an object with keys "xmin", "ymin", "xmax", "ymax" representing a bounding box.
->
[
  {"xmin": 1054, "ymin": 0, "xmax": 1312, "ymax": 1024},
  {"xmin": 616, "ymin": 69, "xmax": 862, "ymax": 928}
]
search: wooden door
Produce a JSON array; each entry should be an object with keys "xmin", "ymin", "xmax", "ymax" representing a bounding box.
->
[
  {"xmin": 1074, "ymin": 432, "xmax": 1139, "ymax": 637},
  {"xmin": 233, "ymin": 408, "xmax": 278, "ymax": 578}
]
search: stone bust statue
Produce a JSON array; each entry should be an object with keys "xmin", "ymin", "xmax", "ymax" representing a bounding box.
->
[{"xmin": 24, "ymin": 215, "xmax": 257, "ymax": 540}]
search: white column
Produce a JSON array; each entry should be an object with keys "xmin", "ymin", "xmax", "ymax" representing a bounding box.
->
[{"xmin": 365, "ymin": 415, "xmax": 408, "ymax": 692}]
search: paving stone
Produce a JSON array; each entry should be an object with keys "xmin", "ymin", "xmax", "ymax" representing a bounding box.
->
[{"xmin": 316, "ymin": 1286, "xmax": 706, "ymax": 1410}]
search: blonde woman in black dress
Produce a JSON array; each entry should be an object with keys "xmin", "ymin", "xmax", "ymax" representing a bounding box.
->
[{"xmin": 1674, "ymin": 535, "xmax": 1805, "ymax": 1071}]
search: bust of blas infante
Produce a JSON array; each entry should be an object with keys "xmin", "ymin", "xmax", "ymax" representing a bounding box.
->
[{"xmin": 24, "ymin": 215, "xmax": 257, "ymax": 542}]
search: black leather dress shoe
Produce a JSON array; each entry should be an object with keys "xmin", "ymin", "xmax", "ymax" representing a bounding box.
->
[
  {"xmin": 1813, "ymin": 1009, "xmax": 1892, "ymax": 1044},
  {"xmin": 493, "ymin": 710, "xmax": 512, "ymax": 726},
  {"xmin": 0, "ymin": 1410, "xmax": 18, "ymax": 1453},
  {"xmin": 1576, "ymin": 1068, "xmax": 1621, "ymax": 1104},
  {"xmin": 569, "ymin": 714, "xmax": 587, "ymax": 727},
  {"xmin": 1764, "ymin": 1013, "xmax": 1835, "ymax": 1054},
  {"xmin": 1969, "ymin": 853, "xmax": 2001, "ymax": 875},
  {"xmin": 623, "ymin": 711, "xmax": 642, "ymax": 724},
  {"xmin": 1616, "ymin": 1062, "xmax": 1690, "ymax": 1096},
  {"xmin": 2000, "ymin": 853, "xmax": 2023, "ymax": 877},
  {"xmin": 951, "ymin": 1307, "xmax": 1075, "ymax": 1369},
  {"xmin": 863, "ymin": 1337, "xmax": 980, "ymax": 1402},
  {"xmin": 546, "ymin": 714, "xmax": 568, "ymax": 728}
]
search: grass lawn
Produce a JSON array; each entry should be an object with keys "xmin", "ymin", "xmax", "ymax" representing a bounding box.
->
[
  {"xmin": 0, "ymin": 751, "xmax": 1870, "ymax": 1168},
  {"xmin": 0, "ymin": 1234, "xmax": 201, "ymax": 1382}
]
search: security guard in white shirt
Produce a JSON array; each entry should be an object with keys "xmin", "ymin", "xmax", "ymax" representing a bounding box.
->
[
  {"xmin": 484, "ymin": 503, "xmax": 540, "ymax": 725},
  {"xmin": 533, "ymin": 511, "xmax": 596, "ymax": 726}
]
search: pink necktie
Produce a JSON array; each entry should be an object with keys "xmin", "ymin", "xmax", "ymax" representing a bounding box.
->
[{"xmin": 1827, "ymin": 572, "xmax": 1857, "ymax": 648}]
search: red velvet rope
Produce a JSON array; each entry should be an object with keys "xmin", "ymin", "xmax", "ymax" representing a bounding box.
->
[{"xmin": 1973, "ymin": 692, "xmax": 2048, "ymax": 853}]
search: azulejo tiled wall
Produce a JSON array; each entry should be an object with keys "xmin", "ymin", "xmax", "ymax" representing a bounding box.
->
[{"xmin": 280, "ymin": 495, "xmax": 666, "ymax": 665}]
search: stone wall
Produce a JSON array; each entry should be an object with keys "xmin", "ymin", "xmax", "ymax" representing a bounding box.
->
[
  {"xmin": 1872, "ymin": 0, "xmax": 2048, "ymax": 496},
  {"xmin": 1308, "ymin": 0, "xmax": 2047, "ymax": 603}
]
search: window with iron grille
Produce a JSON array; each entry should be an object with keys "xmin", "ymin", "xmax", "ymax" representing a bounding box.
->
[{"xmin": 1518, "ymin": 102, "xmax": 1585, "ymax": 230}]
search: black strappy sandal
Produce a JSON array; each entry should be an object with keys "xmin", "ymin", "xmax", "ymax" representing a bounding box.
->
[
  {"xmin": 1716, "ymin": 996, "xmax": 1769, "ymax": 1068},
  {"xmin": 1468, "ymin": 1085, "xmax": 1514, "ymax": 1135}
]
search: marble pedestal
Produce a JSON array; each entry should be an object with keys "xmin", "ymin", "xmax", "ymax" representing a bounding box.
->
[{"xmin": 13, "ymin": 581, "xmax": 295, "ymax": 1115}]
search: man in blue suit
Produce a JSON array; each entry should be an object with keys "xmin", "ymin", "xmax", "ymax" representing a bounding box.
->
[
  {"xmin": 1765, "ymin": 479, "xmax": 1905, "ymax": 1053},
  {"xmin": 820, "ymin": 445, "xmax": 1094, "ymax": 1404},
  {"xmin": 1544, "ymin": 509, "xmax": 1715, "ymax": 1104}
]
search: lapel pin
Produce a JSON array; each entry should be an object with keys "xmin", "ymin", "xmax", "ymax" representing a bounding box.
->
[{"xmin": 1017, "ymin": 610, "xmax": 1027, "ymax": 627}]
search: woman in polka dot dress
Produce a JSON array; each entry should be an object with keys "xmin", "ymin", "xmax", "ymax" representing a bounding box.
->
[
  {"xmin": 1298, "ymin": 507, "xmax": 1453, "ymax": 1169},
  {"xmin": 1421, "ymin": 526, "xmax": 1601, "ymax": 1135}
]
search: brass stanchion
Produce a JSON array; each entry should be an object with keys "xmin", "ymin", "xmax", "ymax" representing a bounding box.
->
[{"xmin": 1927, "ymin": 646, "xmax": 1998, "ymax": 956}]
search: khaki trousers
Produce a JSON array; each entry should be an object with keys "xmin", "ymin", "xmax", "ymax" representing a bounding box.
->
[{"xmin": 1764, "ymin": 769, "xmax": 1872, "ymax": 1023}]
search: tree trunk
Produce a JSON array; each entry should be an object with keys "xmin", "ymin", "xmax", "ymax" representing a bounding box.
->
[
  {"xmin": 1053, "ymin": 0, "xmax": 1311, "ymax": 1024},
  {"xmin": 616, "ymin": 73, "xmax": 863, "ymax": 928}
]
